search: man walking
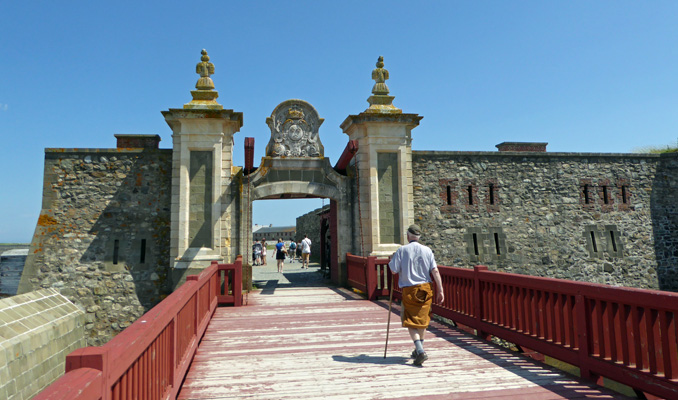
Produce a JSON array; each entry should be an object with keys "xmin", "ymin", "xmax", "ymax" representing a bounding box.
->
[
  {"xmin": 388, "ymin": 224, "xmax": 444, "ymax": 366},
  {"xmin": 301, "ymin": 234, "xmax": 312, "ymax": 269}
]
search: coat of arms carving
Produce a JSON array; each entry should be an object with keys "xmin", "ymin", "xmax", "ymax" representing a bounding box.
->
[{"xmin": 265, "ymin": 99, "xmax": 324, "ymax": 158}]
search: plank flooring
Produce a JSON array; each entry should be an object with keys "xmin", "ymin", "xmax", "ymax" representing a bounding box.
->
[{"xmin": 179, "ymin": 284, "xmax": 629, "ymax": 399}]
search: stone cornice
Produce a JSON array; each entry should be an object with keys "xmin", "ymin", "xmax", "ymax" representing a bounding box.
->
[
  {"xmin": 162, "ymin": 108, "xmax": 243, "ymax": 131},
  {"xmin": 45, "ymin": 148, "xmax": 172, "ymax": 154},
  {"xmin": 413, "ymin": 150, "xmax": 677, "ymax": 159},
  {"xmin": 340, "ymin": 112, "xmax": 422, "ymax": 133}
]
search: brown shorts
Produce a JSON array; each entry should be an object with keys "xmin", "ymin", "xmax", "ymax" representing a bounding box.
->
[{"xmin": 401, "ymin": 282, "xmax": 433, "ymax": 329}]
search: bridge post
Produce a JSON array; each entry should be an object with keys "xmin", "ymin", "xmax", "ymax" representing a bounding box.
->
[
  {"xmin": 473, "ymin": 265, "xmax": 491, "ymax": 340},
  {"xmin": 575, "ymin": 294, "xmax": 598, "ymax": 381},
  {"xmin": 366, "ymin": 256, "xmax": 377, "ymax": 300},
  {"xmin": 65, "ymin": 347, "xmax": 108, "ymax": 399}
]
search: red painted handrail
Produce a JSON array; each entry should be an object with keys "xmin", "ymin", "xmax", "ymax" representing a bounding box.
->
[
  {"xmin": 34, "ymin": 256, "xmax": 243, "ymax": 400},
  {"xmin": 32, "ymin": 369, "xmax": 103, "ymax": 400},
  {"xmin": 346, "ymin": 253, "xmax": 678, "ymax": 399},
  {"xmin": 346, "ymin": 253, "xmax": 390, "ymax": 300}
]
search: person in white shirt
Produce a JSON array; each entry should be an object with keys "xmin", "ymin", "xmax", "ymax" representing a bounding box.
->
[
  {"xmin": 388, "ymin": 224, "xmax": 444, "ymax": 366},
  {"xmin": 301, "ymin": 235, "xmax": 312, "ymax": 269}
]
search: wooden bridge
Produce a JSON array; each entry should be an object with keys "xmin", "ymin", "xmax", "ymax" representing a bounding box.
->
[{"xmin": 35, "ymin": 256, "xmax": 678, "ymax": 399}]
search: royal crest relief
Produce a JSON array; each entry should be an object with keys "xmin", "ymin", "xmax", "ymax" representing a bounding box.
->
[{"xmin": 265, "ymin": 100, "xmax": 324, "ymax": 158}]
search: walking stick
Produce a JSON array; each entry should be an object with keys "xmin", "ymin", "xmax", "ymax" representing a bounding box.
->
[{"xmin": 384, "ymin": 273, "xmax": 394, "ymax": 358}]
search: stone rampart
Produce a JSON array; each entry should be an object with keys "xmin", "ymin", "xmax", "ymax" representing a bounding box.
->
[
  {"xmin": 412, "ymin": 151, "xmax": 678, "ymax": 291},
  {"xmin": 18, "ymin": 148, "xmax": 172, "ymax": 345},
  {"xmin": 0, "ymin": 288, "xmax": 86, "ymax": 400}
]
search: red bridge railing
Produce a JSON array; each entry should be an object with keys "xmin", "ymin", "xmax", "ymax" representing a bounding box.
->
[
  {"xmin": 346, "ymin": 253, "xmax": 678, "ymax": 400},
  {"xmin": 34, "ymin": 256, "xmax": 243, "ymax": 400},
  {"xmin": 346, "ymin": 253, "xmax": 391, "ymax": 300}
]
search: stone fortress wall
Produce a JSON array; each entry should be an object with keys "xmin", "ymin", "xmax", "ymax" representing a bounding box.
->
[
  {"xmin": 411, "ymin": 150, "xmax": 678, "ymax": 291},
  {"xmin": 16, "ymin": 140, "xmax": 678, "ymax": 348},
  {"xmin": 17, "ymin": 142, "xmax": 678, "ymax": 350},
  {"xmin": 296, "ymin": 205, "xmax": 330, "ymax": 261},
  {"xmin": 18, "ymin": 138, "xmax": 173, "ymax": 345}
]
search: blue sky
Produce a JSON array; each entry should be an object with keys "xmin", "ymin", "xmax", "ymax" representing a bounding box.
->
[{"xmin": 1, "ymin": 1, "xmax": 678, "ymax": 243}]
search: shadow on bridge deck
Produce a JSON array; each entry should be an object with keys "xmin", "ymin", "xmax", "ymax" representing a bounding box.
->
[
  {"xmin": 179, "ymin": 262, "xmax": 629, "ymax": 399},
  {"xmin": 252, "ymin": 260, "xmax": 332, "ymax": 295}
]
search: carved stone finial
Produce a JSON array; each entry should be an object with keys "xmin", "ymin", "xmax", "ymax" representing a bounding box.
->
[
  {"xmin": 367, "ymin": 56, "xmax": 400, "ymax": 113},
  {"xmin": 184, "ymin": 49, "xmax": 221, "ymax": 110},
  {"xmin": 371, "ymin": 56, "xmax": 390, "ymax": 95},
  {"xmin": 195, "ymin": 49, "xmax": 215, "ymax": 90}
]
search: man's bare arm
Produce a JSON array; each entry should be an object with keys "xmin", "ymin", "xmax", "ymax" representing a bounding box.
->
[{"xmin": 431, "ymin": 268, "xmax": 444, "ymax": 304}]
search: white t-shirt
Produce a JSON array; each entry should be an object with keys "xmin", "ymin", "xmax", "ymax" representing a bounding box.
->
[
  {"xmin": 388, "ymin": 241, "xmax": 437, "ymax": 288},
  {"xmin": 301, "ymin": 238, "xmax": 312, "ymax": 254}
]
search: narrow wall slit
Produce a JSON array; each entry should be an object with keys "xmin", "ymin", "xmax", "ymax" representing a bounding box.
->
[
  {"xmin": 590, "ymin": 231, "xmax": 598, "ymax": 253},
  {"xmin": 467, "ymin": 185, "xmax": 473, "ymax": 205},
  {"xmin": 140, "ymin": 239, "xmax": 147, "ymax": 264},
  {"xmin": 602, "ymin": 186, "xmax": 609, "ymax": 204},
  {"xmin": 113, "ymin": 239, "xmax": 120, "ymax": 265},
  {"xmin": 584, "ymin": 184, "xmax": 590, "ymax": 204},
  {"xmin": 472, "ymin": 233, "xmax": 479, "ymax": 255},
  {"xmin": 489, "ymin": 184, "xmax": 495, "ymax": 205},
  {"xmin": 621, "ymin": 185, "xmax": 628, "ymax": 204},
  {"xmin": 446, "ymin": 185, "xmax": 452, "ymax": 205},
  {"xmin": 494, "ymin": 232, "xmax": 500, "ymax": 255},
  {"xmin": 609, "ymin": 231, "xmax": 617, "ymax": 252}
]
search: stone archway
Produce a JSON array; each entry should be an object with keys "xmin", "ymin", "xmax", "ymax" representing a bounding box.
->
[{"xmin": 239, "ymin": 99, "xmax": 354, "ymax": 285}]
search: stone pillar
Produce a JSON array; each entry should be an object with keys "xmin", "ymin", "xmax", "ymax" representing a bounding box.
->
[
  {"xmin": 162, "ymin": 50, "xmax": 243, "ymax": 287},
  {"xmin": 341, "ymin": 57, "xmax": 422, "ymax": 256}
]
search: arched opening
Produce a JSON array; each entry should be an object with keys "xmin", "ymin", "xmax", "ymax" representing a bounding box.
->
[
  {"xmin": 250, "ymin": 198, "xmax": 336, "ymax": 289},
  {"xmin": 244, "ymin": 177, "xmax": 346, "ymax": 285}
]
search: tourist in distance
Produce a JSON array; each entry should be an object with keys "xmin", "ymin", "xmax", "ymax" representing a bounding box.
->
[
  {"xmin": 275, "ymin": 238, "xmax": 286, "ymax": 273},
  {"xmin": 261, "ymin": 239, "xmax": 267, "ymax": 265},
  {"xmin": 296, "ymin": 240, "xmax": 302, "ymax": 261},
  {"xmin": 301, "ymin": 235, "xmax": 312, "ymax": 269},
  {"xmin": 252, "ymin": 241, "xmax": 262, "ymax": 266},
  {"xmin": 388, "ymin": 224, "xmax": 444, "ymax": 366},
  {"xmin": 288, "ymin": 240, "xmax": 297, "ymax": 263}
]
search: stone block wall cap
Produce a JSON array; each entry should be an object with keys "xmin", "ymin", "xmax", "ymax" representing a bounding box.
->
[
  {"xmin": 496, "ymin": 142, "xmax": 549, "ymax": 146},
  {"xmin": 496, "ymin": 142, "xmax": 549, "ymax": 152},
  {"xmin": 45, "ymin": 148, "xmax": 172, "ymax": 154},
  {"xmin": 340, "ymin": 113, "xmax": 423, "ymax": 132},
  {"xmin": 412, "ymin": 150, "xmax": 666, "ymax": 159},
  {"xmin": 162, "ymin": 108, "xmax": 244, "ymax": 128},
  {"xmin": 114, "ymin": 134, "xmax": 161, "ymax": 139},
  {"xmin": 114, "ymin": 134, "xmax": 162, "ymax": 149}
]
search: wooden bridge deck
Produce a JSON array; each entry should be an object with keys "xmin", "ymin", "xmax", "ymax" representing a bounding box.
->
[{"xmin": 179, "ymin": 285, "xmax": 628, "ymax": 399}]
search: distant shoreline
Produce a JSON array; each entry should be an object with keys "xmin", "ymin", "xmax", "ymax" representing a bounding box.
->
[{"xmin": 0, "ymin": 243, "xmax": 30, "ymax": 253}]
